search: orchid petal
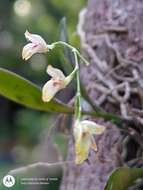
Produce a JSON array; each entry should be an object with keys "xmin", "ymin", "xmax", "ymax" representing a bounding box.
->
[
  {"xmin": 80, "ymin": 120, "xmax": 105, "ymax": 135},
  {"xmin": 42, "ymin": 79, "xmax": 63, "ymax": 102},
  {"xmin": 22, "ymin": 43, "xmax": 35, "ymax": 60},
  {"xmin": 46, "ymin": 65, "xmax": 65, "ymax": 80},
  {"xmin": 75, "ymin": 131, "xmax": 91, "ymax": 164},
  {"xmin": 24, "ymin": 30, "xmax": 47, "ymax": 47},
  {"xmin": 91, "ymin": 136, "xmax": 98, "ymax": 151}
]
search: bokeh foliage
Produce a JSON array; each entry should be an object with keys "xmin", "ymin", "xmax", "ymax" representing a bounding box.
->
[{"xmin": 0, "ymin": 0, "xmax": 85, "ymax": 189}]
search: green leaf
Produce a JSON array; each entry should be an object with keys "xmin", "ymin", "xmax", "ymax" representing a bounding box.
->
[
  {"xmin": 59, "ymin": 17, "xmax": 75, "ymax": 67},
  {"xmin": 0, "ymin": 68, "xmax": 73, "ymax": 113},
  {"xmin": 105, "ymin": 167, "xmax": 143, "ymax": 190},
  {"xmin": 70, "ymin": 32, "xmax": 81, "ymax": 50}
]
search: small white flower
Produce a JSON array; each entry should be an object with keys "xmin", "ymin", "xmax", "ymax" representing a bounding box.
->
[
  {"xmin": 73, "ymin": 120, "xmax": 105, "ymax": 164},
  {"xmin": 42, "ymin": 65, "xmax": 76, "ymax": 102},
  {"xmin": 22, "ymin": 30, "xmax": 48, "ymax": 60}
]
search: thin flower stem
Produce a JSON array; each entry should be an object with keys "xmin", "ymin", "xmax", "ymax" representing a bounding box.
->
[
  {"xmin": 76, "ymin": 51, "xmax": 90, "ymax": 66},
  {"xmin": 51, "ymin": 41, "xmax": 90, "ymax": 66},
  {"xmin": 52, "ymin": 41, "xmax": 87, "ymax": 121},
  {"xmin": 64, "ymin": 66, "xmax": 78, "ymax": 86},
  {"xmin": 52, "ymin": 41, "xmax": 75, "ymax": 51},
  {"xmin": 73, "ymin": 50, "xmax": 82, "ymax": 121}
]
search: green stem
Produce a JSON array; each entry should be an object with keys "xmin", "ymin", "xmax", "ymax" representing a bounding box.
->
[
  {"xmin": 51, "ymin": 41, "xmax": 87, "ymax": 121},
  {"xmin": 51, "ymin": 41, "xmax": 90, "ymax": 66},
  {"xmin": 76, "ymin": 51, "xmax": 90, "ymax": 66},
  {"xmin": 73, "ymin": 50, "xmax": 81, "ymax": 121},
  {"xmin": 64, "ymin": 66, "xmax": 78, "ymax": 86},
  {"xmin": 52, "ymin": 41, "xmax": 75, "ymax": 51},
  {"xmin": 50, "ymin": 41, "xmax": 123, "ymax": 124}
]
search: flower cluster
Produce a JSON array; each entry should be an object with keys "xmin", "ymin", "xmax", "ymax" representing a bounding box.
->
[
  {"xmin": 22, "ymin": 31, "xmax": 105, "ymax": 165},
  {"xmin": 22, "ymin": 30, "xmax": 75, "ymax": 101}
]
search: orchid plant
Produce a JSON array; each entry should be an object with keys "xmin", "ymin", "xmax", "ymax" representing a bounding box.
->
[{"xmin": 22, "ymin": 30, "xmax": 105, "ymax": 164}]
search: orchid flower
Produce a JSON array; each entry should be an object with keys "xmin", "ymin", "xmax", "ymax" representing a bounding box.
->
[
  {"xmin": 73, "ymin": 120, "xmax": 105, "ymax": 164},
  {"xmin": 22, "ymin": 30, "xmax": 49, "ymax": 60},
  {"xmin": 42, "ymin": 65, "xmax": 77, "ymax": 102}
]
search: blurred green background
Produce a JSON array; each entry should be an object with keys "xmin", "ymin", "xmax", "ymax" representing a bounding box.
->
[{"xmin": 0, "ymin": 0, "xmax": 86, "ymax": 189}]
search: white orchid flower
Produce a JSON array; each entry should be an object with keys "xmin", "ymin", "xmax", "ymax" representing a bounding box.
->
[
  {"xmin": 73, "ymin": 120, "xmax": 105, "ymax": 164},
  {"xmin": 42, "ymin": 65, "xmax": 77, "ymax": 102},
  {"xmin": 22, "ymin": 30, "xmax": 49, "ymax": 60}
]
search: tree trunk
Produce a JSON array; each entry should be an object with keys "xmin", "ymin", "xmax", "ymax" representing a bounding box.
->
[{"xmin": 60, "ymin": 0, "xmax": 143, "ymax": 189}]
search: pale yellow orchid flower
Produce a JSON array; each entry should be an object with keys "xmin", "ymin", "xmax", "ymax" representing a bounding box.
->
[
  {"xmin": 22, "ymin": 30, "xmax": 49, "ymax": 60},
  {"xmin": 42, "ymin": 65, "xmax": 76, "ymax": 102},
  {"xmin": 73, "ymin": 120, "xmax": 105, "ymax": 164}
]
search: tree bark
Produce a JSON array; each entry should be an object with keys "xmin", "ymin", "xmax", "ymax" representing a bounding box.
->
[{"xmin": 60, "ymin": 0, "xmax": 143, "ymax": 189}]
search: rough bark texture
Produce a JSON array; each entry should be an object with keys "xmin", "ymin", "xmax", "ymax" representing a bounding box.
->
[
  {"xmin": 81, "ymin": 0, "xmax": 143, "ymax": 120},
  {"xmin": 60, "ymin": 0, "xmax": 143, "ymax": 189}
]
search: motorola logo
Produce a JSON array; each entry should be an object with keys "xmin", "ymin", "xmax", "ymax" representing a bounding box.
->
[{"xmin": 2, "ymin": 175, "xmax": 15, "ymax": 188}]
